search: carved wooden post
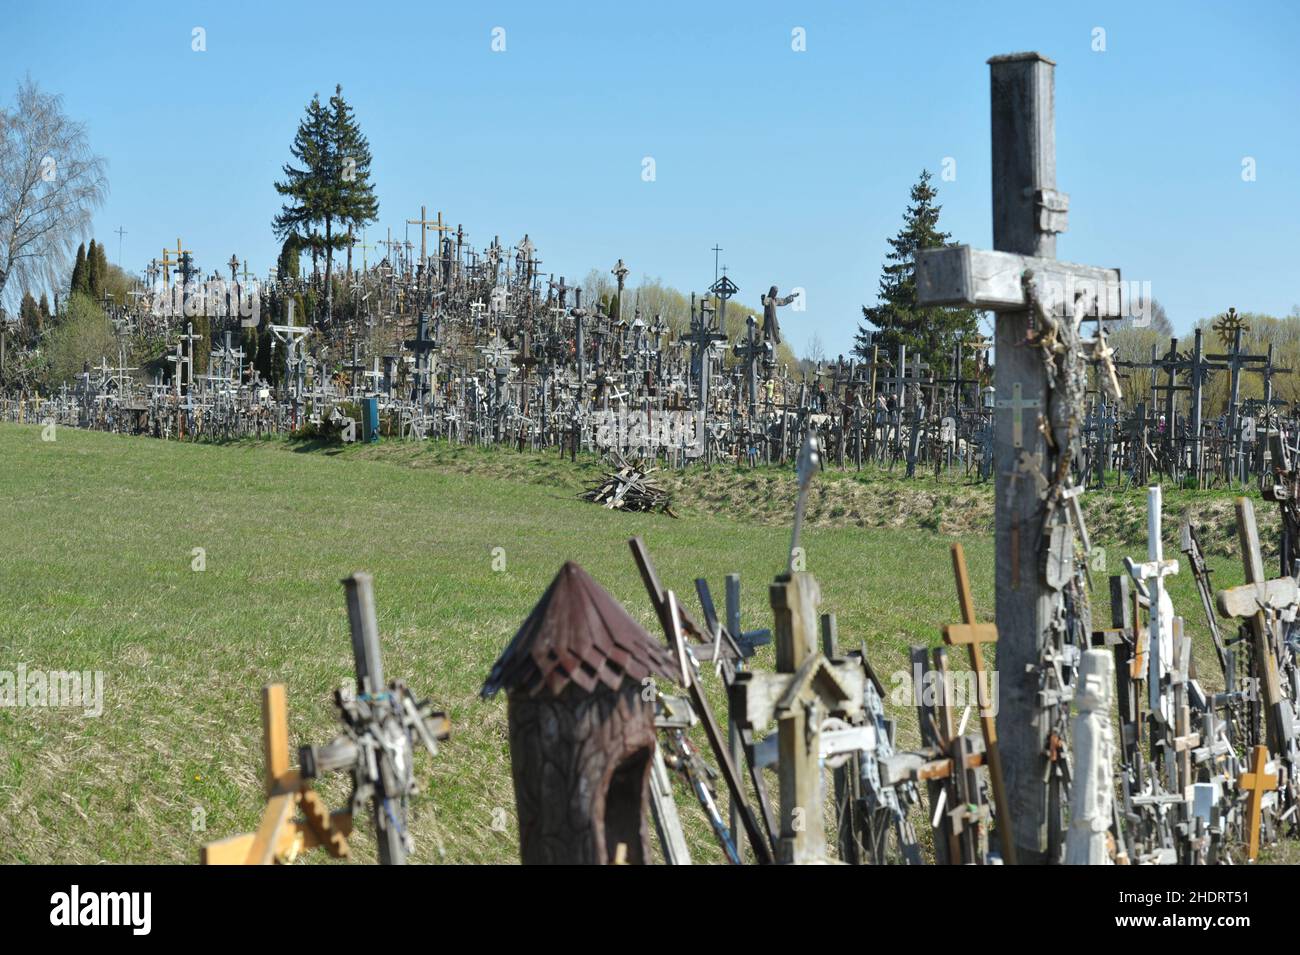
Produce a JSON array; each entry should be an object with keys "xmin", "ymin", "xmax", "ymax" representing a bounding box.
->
[
  {"xmin": 481, "ymin": 561, "xmax": 679, "ymax": 865},
  {"xmin": 770, "ymin": 570, "xmax": 823, "ymax": 863}
]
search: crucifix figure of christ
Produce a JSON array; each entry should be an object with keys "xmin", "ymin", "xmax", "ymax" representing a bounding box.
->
[
  {"xmin": 916, "ymin": 52, "xmax": 1125, "ymax": 863},
  {"xmin": 732, "ymin": 315, "xmax": 768, "ymax": 419},
  {"xmin": 1207, "ymin": 320, "xmax": 1281, "ymax": 485},
  {"xmin": 682, "ymin": 295, "xmax": 728, "ymax": 417},
  {"xmin": 270, "ymin": 301, "xmax": 313, "ymax": 429},
  {"xmin": 760, "ymin": 286, "xmax": 799, "ymax": 345}
]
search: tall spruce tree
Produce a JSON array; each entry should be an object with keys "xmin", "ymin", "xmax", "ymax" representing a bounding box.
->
[
  {"xmin": 273, "ymin": 88, "xmax": 378, "ymax": 321},
  {"xmin": 273, "ymin": 94, "xmax": 331, "ymax": 289},
  {"xmin": 329, "ymin": 85, "xmax": 378, "ymax": 279},
  {"xmin": 855, "ymin": 170, "xmax": 978, "ymax": 374}
]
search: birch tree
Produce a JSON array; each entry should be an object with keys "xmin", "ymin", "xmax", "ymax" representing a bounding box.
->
[{"xmin": 0, "ymin": 78, "xmax": 107, "ymax": 310}]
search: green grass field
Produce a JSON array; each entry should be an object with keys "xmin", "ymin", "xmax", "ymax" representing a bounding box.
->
[{"xmin": 0, "ymin": 423, "xmax": 1283, "ymax": 863}]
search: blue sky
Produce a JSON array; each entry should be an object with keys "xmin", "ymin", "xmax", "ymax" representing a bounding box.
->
[{"xmin": 5, "ymin": 0, "xmax": 1297, "ymax": 354}]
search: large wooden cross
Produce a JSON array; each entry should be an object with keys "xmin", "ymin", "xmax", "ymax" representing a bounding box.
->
[
  {"xmin": 406, "ymin": 206, "xmax": 449, "ymax": 272},
  {"xmin": 1238, "ymin": 744, "xmax": 1278, "ymax": 862},
  {"xmin": 916, "ymin": 53, "xmax": 1124, "ymax": 863}
]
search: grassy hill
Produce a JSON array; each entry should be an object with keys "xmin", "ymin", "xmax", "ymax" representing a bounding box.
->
[{"xmin": 0, "ymin": 424, "xmax": 1282, "ymax": 862}]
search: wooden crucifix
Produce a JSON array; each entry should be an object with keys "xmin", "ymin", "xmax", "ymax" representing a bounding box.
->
[
  {"xmin": 1238, "ymin": 744, "xmax": 1278, "ymax": 862},
  {"xmin": 943, "ymin": 542, "xmax": 1016, "ymax": 864},
  {"xmin": 729, "ymin": 568, "xmax": 865, "ymax": 864},
  {"xmin": 916, "ymin": 52, "xmax": 1124, "ymax": 863}
]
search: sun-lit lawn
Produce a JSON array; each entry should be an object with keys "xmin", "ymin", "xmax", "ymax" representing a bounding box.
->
[{"xmin": 0, "ymin": 424, "xmax": 1284, "ymax": 862}]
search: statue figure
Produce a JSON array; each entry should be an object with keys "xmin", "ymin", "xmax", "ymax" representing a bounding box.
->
[
  {"xmin": 1065, "ymin": 650, "xmax": 1116, "ymax": 864},
  {"xmin": 760, "ymin": 286, "xmax": 799, "ymax": 345}
]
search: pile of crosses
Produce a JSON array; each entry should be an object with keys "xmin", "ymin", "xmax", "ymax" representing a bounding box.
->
[
  {"xmin": 1096, "ymin": 313, "xmax": 1295, "ymax": 491},
  {"xmin": 581, "ymin": 452, "xmax": 676, "ymax": 515},
  {"xmin": 5, "ymin": 196, "xmax": 1297, "ymax": 489}
]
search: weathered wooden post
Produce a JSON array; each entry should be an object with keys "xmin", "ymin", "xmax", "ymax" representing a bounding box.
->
[
  {"xmin": 917, "ymin": 52, "xmax": 1123, "ymax": 862},
  {"xmin": 731, "ymin": 433, "xmax": 864, "ymax": 863},
  {"xmin": 481, "ymin": 561, "xmax": 680, "ymax": 865},
  {"xmin": 769, "ymin": 569, "xmax": 826, "ymax": 862}
]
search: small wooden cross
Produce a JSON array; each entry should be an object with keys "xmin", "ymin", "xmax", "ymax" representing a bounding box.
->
[
  {"xmin": 943, "ymin": 542, "xmax": 1017, "ymax": 865},
  {"xmin": 200, "ymin": 684, "xmax": 353, "ymax": 864},
  {"xmin": 1238, "ymin": 744, "xmax": 1278, "ymax": 862}
]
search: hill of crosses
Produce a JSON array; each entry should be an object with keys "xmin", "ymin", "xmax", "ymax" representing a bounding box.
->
[{"xmin": 2, "ymin": 7, "xmax": 1298, "ymax": 914}]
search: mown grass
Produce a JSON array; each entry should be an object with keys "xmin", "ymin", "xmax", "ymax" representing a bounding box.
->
[{"xmin": 0, "ymin": 424, "xmax": 1284, "ymax": 862}]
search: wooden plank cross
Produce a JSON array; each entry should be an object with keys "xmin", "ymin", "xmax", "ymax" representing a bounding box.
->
[
  {"xmin": 916, "ymin": 52, "xmax": 1125, "ymax": 862},
  {"xmin": 200, "ymin": 684, "xmax": 353, "ymax": 864},
  {"xmin": 943, "ymin": 542, "xmax": 1016, "ymax": 864},
  {"xmin": 406, "ymin": 206, "xmax": 449, "ymax": 271},
  {"xmin": 1238, "ymin": 744, "xmax": 1278, "ymax": 862}
]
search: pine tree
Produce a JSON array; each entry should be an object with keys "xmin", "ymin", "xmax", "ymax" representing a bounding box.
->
[
  {"xmin": 273, "ymin": 94, "xmax": 331, "ymax": 289},
  {"xmin": 70, "ymin": 242, "xmax": 87, "ymax": 294},
  {"xmin": 38, "ymin": 292, "xmax": 50, "ymax": 322},
  {"xmin": 273, "ymin": 88, "xmax": 378, "ymax": 322},
  {"xmin": 329, "ymin": 84, "xmax": 379, "ymax": 280},
  {"xmin": 855, "ymin": 170, "xmax": 978, "ymax": 373}
]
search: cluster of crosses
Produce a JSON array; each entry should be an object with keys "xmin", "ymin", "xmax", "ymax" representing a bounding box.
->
[{"xmin": 149, "ymin": 50, "xmax": 1300, "ymax": 866}]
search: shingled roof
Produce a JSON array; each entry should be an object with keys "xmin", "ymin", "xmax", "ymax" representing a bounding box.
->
[{"xmin": 481, "ymin": 561, "xmax": 681, "ymax": 698}]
